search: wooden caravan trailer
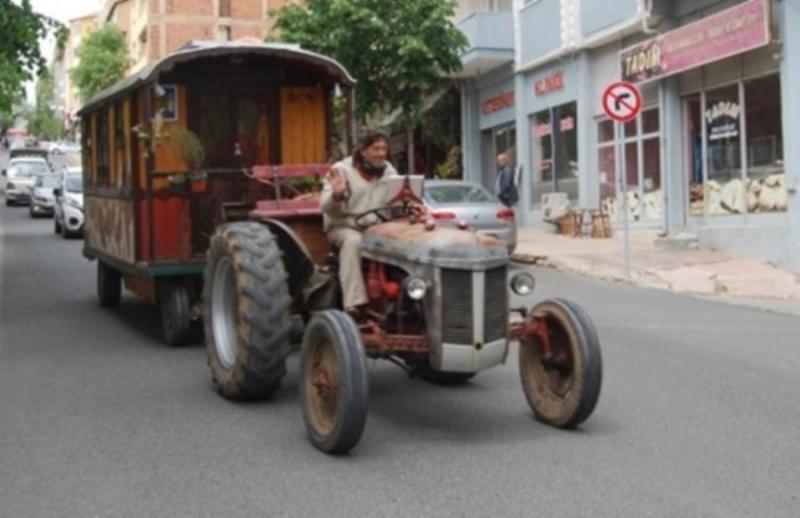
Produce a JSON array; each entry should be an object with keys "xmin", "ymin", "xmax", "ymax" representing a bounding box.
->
[{"xmin": 78, "ymin": 41, "xmax": 355, "ymax": 345}]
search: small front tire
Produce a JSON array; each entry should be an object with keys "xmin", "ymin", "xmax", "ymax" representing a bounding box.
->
[
  {"xmin": 300, "ymin": 310, "xmax": 369, "ymax": 455},
  {"xmin": 519, "ymin": 298, "xmax": 602, "ymax": 429}
]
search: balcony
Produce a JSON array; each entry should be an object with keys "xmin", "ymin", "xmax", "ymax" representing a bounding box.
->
[{"xmin": 452, "ymin": 11, "xmax": 514, "ymax": 78}]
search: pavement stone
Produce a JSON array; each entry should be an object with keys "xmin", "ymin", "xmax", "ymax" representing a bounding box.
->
[{"xmin": 512, "ymin": 227, "xmax": 800, "ymax": 316}]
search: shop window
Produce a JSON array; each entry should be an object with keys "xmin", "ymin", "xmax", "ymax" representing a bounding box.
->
[
  {"xmin": 744, "ymin": 75, "xmax": 785, "ymax": 212},
  {"xmin": 531, "ymin": 101, "xmax": 578, "ymax": 202},
  {"xmin": 480, "ymin": 123, "xmax": 516, "ymax": 192},
  {"xmin": 685, "ymin": 73, "xmax": 785, "ymax": 216},
  {"xmin": 598, "ymin": 119, "xmax": 614, "ymax": 143},
  {"xmin": 597, "ymin": 106, "xmax": 661, "ymax": 223}
]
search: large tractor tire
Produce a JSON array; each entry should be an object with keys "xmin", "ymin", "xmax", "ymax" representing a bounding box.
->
[
  {"xmin": 204, "ymin": 222, "xmax": 292, "ymax": 400},
  {"xmin": 300, "ymin": 310, "xmax": 369, "ymax": 455},
  {"xmin": 519, "ymin": 298, "xmax": 602, "ymax": 429},
  {"xmin": 158, "ymin": 280, "xmax": 192, "ymax": 347},
  {"xmin": 97, "ymin": 261, "xmax": 121, "ymax": 308}
]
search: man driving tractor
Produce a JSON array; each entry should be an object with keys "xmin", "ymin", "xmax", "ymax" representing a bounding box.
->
[{"xmin": 321, "ymin": 131, "xmax": 399, "ymax": 315}]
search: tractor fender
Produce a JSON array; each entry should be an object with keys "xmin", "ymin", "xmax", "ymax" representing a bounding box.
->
[{"xmin": 260, "ymin": 219, "xmax": 317, "ymax": 302}]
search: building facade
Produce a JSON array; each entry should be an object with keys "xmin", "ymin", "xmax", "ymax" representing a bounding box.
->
[
  {"xmin": 123, "ymin": 0, "xmax": 296, "ymax": 73},
  {"xmin": 56, "ymin": 13, "xmax": 98, "ymax": 138},
  {"xmin": 456, "ymin": 0, "xmax": 800, "ymax": 273}
]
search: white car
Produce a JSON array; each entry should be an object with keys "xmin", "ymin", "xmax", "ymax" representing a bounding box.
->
[
  {"xmin": 29, "ymin": 173, "xmax": 60, "ymax": 217},
  {"xmin": 54, "ymin": 168, "xmax": 84, "ymax": 238},
  {"xmin": 3, "ymin": 157, "xmax": 51, "ymax": 206},
  {"xmin": 48, "ymin": 141, "xmax": 80, "ymax": 155}
]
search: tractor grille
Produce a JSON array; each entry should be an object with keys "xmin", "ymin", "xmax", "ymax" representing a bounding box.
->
[
  {"xmin": 484, "ymin": 267, "xmax": 508, "ymax": 342},
  {"xmin": 441, "ymin": 269, "xmax": 473, "ymax": 344},
  {"xmin": 440, "ymin": 267, "xmax": 508, "ymax": 344}
]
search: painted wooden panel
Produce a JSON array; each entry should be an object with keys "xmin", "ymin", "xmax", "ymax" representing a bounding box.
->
[
  {"xmin": 155, "ymin": 84, "xmax": 189, "ymax": 174},
  {"xmin": 280, "ymin": 86, "xmax": 326, "ymax": 164},
  {"xmin": 108, "ymin": 105, "xmax": 117, "ymax": 187},
  {"xmin": 136, "ymin": 196, "xmax": 193, "ymax": 262},
  {"xmin": 91, "ymin": 115, "xmax": 98, "ymax": 184},
  {"xmin": 85, "ymin": 196, "xmax": 136, "ymax": 264}
]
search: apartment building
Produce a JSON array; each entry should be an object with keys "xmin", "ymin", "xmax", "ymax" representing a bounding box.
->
[
  {"xmin": 122, "ymin": 0, "xmax": 297, "ymax": 73},
  {"xmin": 455, "ymin": 0, "xmax": 800, "ymax": 273},
  {"xmin": 54, "ymin": 13, "xmax": 97, "ymax": 137}
]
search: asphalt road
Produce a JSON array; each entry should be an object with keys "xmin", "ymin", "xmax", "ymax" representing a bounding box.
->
[{"xmin": 2, "ymin": 182, "xmax": 799, "ymax": 517}]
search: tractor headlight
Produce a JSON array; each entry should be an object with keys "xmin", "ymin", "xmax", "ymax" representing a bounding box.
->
[
  {"xmin": 404, "ymin": 277, "xmax": 427, "ymax": 301},
  {"xmin": 510, "ymin": 272, "xmax": 535, "ymax": 296}
]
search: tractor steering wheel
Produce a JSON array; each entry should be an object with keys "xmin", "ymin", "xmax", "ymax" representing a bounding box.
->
[{"xmin": 354, "ymin": 206, "xmax": 396, "ymax": 228}]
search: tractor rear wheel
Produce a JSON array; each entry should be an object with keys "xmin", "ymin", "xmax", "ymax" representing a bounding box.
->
[
  {"xmin": 300, "ymin": 310, "xmax": 368, "ymax": 455},
  {"xmin": 519, "ymin": 298, "xmax": 602, "ymax": 429},
  {"xmin": 204, "ymin": 222, "xmax": 292, "ymax": 400}
]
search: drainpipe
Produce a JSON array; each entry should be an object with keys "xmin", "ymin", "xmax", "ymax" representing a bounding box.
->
[{"xmin": 641, "ymin": 0, "xmax": 659, "ymax": 34}]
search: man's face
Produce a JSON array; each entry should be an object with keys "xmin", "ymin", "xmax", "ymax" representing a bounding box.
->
[
  {"xmin": 497, "ymin": 154, "xmax": 509, "ymax": 167},
  {"xmin": 363, "ymin": 139, "xmax": 389, "ymax": 167}
]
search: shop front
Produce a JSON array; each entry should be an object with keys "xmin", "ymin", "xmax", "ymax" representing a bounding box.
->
[
  {"xmin": 621, "ymin": 0, "xmax": 785, "ymax": 225},
  {"xmin": 477, "ymin": 73, "xmax": 517, "ymax": 190},
  {"xmin": 525, "ymin": 62, "xmax": 582, "ymax": 209}
]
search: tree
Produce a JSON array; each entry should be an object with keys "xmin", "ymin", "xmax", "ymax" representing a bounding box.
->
[
  {"xmin": 0, "ymin": 0, "xmax": 64, "ymax": 116},
  {"xmin": 271, "ymin": 0, "xmax": 467, "ymax": 173},
  {"xmin": 71, "ymin": 25, "xmax": 130, "ymax": 103},
  {"xmin": 28, "ymin": 68, "xmax": 61, "ymax": 140}
]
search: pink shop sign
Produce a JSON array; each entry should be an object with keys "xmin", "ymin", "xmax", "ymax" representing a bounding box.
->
[{"xmin": 620, "ymin": 0, "xmax": 771, "ymax": 84}]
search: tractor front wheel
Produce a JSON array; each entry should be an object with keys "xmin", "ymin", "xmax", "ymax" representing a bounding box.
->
[
  {"xmin": 519, "ymin": 298, "xmax": 602, "ymax": 428},
  {"xmin": 300, "ymin": 310, "xmax": 368, "ymax": 455}
]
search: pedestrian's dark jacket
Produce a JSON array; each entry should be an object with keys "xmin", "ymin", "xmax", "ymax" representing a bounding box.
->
[{"xmin": 495, "ymin": 165, "xmax": 518, "ymax": 207}]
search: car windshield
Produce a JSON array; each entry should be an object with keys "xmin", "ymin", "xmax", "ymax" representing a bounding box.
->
[
  {"xmin": 65, "ymin": 174, "xmax": 83, "ymax": 193},
  {"xmin": 9, "ymin": 161, "xmax": 48, "ymax": 177},
  {"xmin": 424, "ymin": 184, "xmax": 496, "ymax": 204},
  {"xmin": 36, "ymin": 175, "xmax": 59, "ymax": 188}
]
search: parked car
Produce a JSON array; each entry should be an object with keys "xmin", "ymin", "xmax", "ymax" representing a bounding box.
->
[
  {"xmin": 28, "ymin": 173, "xmax": 59, "ymax": 217},
  {"xmin": 2, "ymin": 157, "xmax": 51, "ymax": 206},
  {"xmin": 48, "ymin": 141, "xmax": 80, "ymax": 155},
  {"xmin": 423, "ymin": 180, "xmax": 518, "ymax": 253},
  {"xmin": 53, "ymin": 167, "xmax": 84, "ymax": 238}
]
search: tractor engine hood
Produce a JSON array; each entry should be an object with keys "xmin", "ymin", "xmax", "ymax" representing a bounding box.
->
[{"xmin": 360, "ymin": 220, "xmax": 508, "ymax": 270}]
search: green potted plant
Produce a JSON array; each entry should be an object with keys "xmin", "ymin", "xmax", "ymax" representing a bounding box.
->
[
  {"xmin": 188, "ymin": 170, "xmax": 208, "ymax": 193},
  {"xmin": 166, "ymin": 173, "xmax": 187, "ymax": 194},
  {"xmin": 170, "ymin": 127, "xmax": 207, "ymax": 194}
]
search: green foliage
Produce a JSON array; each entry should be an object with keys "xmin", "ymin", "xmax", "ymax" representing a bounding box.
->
[
  {"xmin": 28, "ymin": 68, "xmax": 61, "ymax": 140},
  {"xmin": 0, "ymin": 0, "xmax": 64, "ymax": 116},
  {"xmin": 71, "ymin": 25, "xmax": 130, "ymax": 103},
  {"xmin": 270, "ymin": 0, "xmax": 467, "ymax": 129},
  {"xmin": 169, "ymin": 127, "xmax": 206, "ymax": 171}
]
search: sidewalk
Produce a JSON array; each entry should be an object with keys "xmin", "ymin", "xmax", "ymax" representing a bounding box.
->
[{"xmin": 511, "ymin": 227, "xmax": 800, "ymax": 317}]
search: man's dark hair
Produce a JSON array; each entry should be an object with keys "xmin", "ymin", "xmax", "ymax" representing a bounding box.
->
[{"xmin": 353, "ymin": 130, "xmax": 390, "ymax": 169}]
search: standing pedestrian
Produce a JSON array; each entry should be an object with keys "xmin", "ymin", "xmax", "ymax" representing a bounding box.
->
[{"xmin": 494, "ymin": 153, "xmax": 518, "ymax": 207}]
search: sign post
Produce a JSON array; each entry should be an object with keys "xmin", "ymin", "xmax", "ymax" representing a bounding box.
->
[{"xmin": 602, "ymin": 81, "xmax": 642, "ymax": 279}]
